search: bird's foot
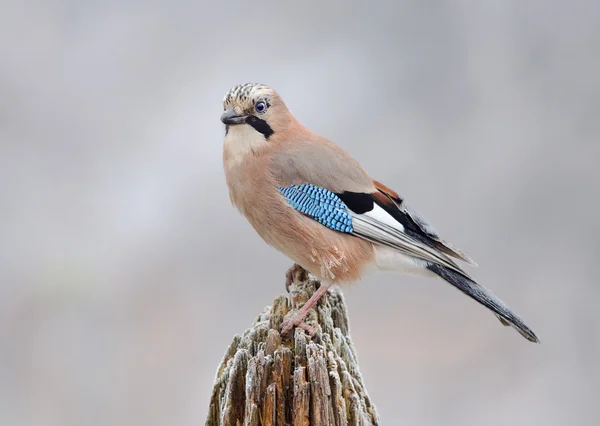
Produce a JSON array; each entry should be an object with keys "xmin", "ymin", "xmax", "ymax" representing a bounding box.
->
[
  {"xmin": 284, "ymin": 263, "xmax": 303, "ymax": 293},
  {"xmin": 281, "ymin": 310, "xmax": 308, "ymax": 335},
  {"xmin": 281, "ymin": 311, "xmax": 317, "ymax": 339}
]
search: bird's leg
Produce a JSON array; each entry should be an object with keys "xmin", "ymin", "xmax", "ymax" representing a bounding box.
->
[{"xmin": 281, "ymin": 282, "xmax": 332, "ymax": 337}]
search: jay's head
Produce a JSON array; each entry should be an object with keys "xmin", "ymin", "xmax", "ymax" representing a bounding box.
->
[{"xmin": 221, "ymin": 83, "xmax": 292, "ymax": 141}]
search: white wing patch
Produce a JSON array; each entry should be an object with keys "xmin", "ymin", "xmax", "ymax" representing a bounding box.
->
[
  {"xmin": 360, "ymin": 204, "xmax": 405, "ymax": 233},
  {"xmin": 349, "ymin": 207, "xmax": 469, "ymax": 277}
]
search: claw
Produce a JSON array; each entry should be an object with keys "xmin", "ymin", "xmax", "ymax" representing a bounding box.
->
[
  {"xmin": 298, "ymin": 322, "xmax": 321, "ymax": 343},
  {"xmin": 284, "ymin": 263, "xmax": 305, "ymax": 293},
  {"xmin": 285, "ymin": 266, "xmax": 294, "ymax": 293}
]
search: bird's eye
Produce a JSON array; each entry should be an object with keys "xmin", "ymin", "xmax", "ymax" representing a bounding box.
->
[{"xmin": 255, "ymin": 101, "xmax": 267, "ymax": 114}]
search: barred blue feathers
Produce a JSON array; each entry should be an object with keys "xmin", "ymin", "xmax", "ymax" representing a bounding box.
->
[{"xmin": 277, "ymin": 184, "xmax": 354, "ymax": 233}]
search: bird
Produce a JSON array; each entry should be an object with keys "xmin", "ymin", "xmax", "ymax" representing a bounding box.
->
[{"xmin": 221, "ymin": 82, "xmax": 539, "ymax": 343}]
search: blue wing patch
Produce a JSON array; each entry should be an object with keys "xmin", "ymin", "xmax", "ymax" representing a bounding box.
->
[{"xmin": 277, "ymin": 184, "xmax": 354, "ymax": 233}]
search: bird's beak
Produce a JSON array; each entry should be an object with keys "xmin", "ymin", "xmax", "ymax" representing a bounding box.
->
[{"xmin": 221, "ymin": 108, "xmax": 249, "ymax": 125}]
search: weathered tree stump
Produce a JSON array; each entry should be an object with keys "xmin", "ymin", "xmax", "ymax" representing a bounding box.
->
[{"xmin": 205, "ymin": 266, "xmax": 379, "ymax": 426}]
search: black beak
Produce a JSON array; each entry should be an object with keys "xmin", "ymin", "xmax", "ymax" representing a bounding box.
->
[{"xmin": 221, "ymin": 108, "xmax": 248, "ymax": 125}]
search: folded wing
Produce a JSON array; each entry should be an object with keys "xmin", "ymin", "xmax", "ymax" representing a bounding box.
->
[
  {"xmin": 277, "ymin": 182, "xmax": 539, "ymax": 343},
  {"xmin": 373, "ymin": 180, "xmax": 477, "ymax": 266},
  {"xmin": 277, "ymin": 183, "xmax": 468, "ymax": 276}
]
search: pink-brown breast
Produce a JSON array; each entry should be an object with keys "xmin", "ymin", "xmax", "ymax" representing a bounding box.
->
[{"xmin": 224, "ymin": 146, "xmax": 374, "ymax": 284}]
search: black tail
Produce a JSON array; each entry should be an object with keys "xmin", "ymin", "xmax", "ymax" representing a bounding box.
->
[{"xmin": 427, "ymin": 263, "xmax": 539, "ymax": 343}]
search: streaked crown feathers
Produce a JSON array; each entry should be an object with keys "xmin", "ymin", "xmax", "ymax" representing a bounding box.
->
[{"xmin": 223, "ymin": 83, "xmax": 273, "ymax": 111}]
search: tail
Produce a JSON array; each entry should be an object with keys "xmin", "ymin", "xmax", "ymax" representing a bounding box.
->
[{"xmin": 427, "ymin": 263, "xmax": 540, "ymax": 343}]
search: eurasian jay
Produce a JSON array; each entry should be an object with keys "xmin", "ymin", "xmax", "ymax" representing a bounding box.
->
[{"xmin": 221, "ymin": 82, "xmax": 538, "ymax": 343}]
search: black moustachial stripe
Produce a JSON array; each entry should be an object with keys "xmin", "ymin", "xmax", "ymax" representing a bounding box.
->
[
  {"xmin": 336, "ymin": 191, "xmax": 374, "ymax": 214},
  {"xmin": 246, "ymin": 116, "xmax": 274, "ymax": 139}
]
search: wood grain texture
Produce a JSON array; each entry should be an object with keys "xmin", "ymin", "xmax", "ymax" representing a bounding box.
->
[{"xmin": 205, "ymin": 266, "xmax": 379, "ymax": 426}]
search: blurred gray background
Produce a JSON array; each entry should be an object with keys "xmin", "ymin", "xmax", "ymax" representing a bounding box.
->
[{"xmin": 1, "ymin": 1, "xmax": 599, "ymax": 425}]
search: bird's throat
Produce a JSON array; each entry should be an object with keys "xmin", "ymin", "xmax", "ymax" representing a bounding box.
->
[{"xmin": 223, "ymin": 124, "xmax": 268, "ymax": 169}]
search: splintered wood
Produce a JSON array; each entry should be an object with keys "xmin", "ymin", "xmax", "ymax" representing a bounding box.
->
[{"xmin": 205, "ymin": 267, "xmax": 379, "ymax": 426}]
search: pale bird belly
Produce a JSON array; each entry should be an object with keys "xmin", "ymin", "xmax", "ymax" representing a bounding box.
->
[
  {"xmin": 247, "ymin": 201, "xmax": 429, "ymax": 283},
  {"xmin": 370, "ymin": 245, "xmax": 431, "ymax": 276},
  {"xmin": 239, "ymin": 188, "xmax": 375, "ymax": 284},
  {"xmin": 266, "ymin": 213, "xmax": 375, "ymax": 284}
]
